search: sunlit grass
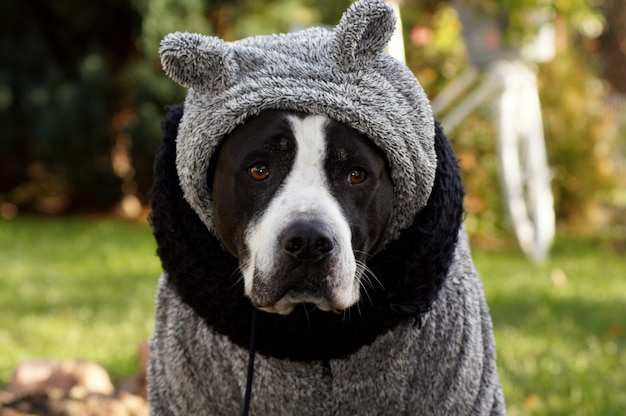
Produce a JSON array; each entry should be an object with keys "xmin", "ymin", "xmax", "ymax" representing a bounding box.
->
[
  {"xmin": 473, "ymin": 238, "xmax": 626, "ymax": 415},
  {"xmin": 0, "ymin": 217, "xmax": 624, "ymax": 415},
  {"xmin": 0, "ymin": 217, "xmax": 161, "ymax": 384}
]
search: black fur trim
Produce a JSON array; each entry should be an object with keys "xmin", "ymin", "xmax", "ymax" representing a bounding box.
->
[{"xmin": 150, "ymin": 104, "xmax": 465, "ymax": 361}]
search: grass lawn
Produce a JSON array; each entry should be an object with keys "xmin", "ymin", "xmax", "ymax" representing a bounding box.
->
[
  {"xmin": 0, "ymin": 217, "xmax": 161, "ymax": 385},
  {"xmin": 1, "ymin": 217, "xmax": 625, "ymax": 414},
  {"xmin": 473, "ymin": 238, "xmax": 626, "ymax": 415}
]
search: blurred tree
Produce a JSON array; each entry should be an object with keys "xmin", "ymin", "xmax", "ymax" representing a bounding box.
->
[{"xmin": 0, "ymin": 0, "xmax": 143, "ymax": 213}]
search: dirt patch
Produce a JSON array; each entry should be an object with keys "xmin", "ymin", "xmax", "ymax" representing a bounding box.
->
[
  {"xmin": 1, "ymin": 390, "xmax": 147, "ymax": 416},
  {"xmin": 1, "ymin": 344, "xmax": 149, "ymax": 416}
]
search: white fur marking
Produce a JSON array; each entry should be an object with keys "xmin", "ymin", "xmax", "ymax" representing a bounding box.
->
[{"xmin": 243, "ymin": 115, "xmax": 359, "ymax": 312}]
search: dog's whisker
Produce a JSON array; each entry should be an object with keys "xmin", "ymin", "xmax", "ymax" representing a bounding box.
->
[
  {"xmin": 356, "ymin": 259, "xmax": 384, "ymax": 290},
  {"xmin": 359, "ymin": 281, "xmax": 375, "ymax": 308},
  {"xmin": 301, "ymin": 303, "xmax": 312, "ymax": 325},
  {"xmin": 229, "ymin": 279, "xmax": 243, "ymax": 292},
  {"xmin": 227, "ymin": 250, "xmax": 255, "ymax": 292},
  {"xmin": 356, "ymin": 263, "xmax": 376, "ymax": 293},
  {"xmin": 363, "ymin": 266, "xmax": 382, "ymax": 289},
  {"xmin": 228, "ymin": 259, "xmax": 249, "ymax": 291},
  {"xmin": 355, "ymin": 300, "xmax": 363, "ymax": 318},
  {"xmin": 228, "ymin": 272, "xmax": 245, "ymax": 292},
  {"xmin": 229, "ymin": 272, "xmax": 248, "ymax": 292},
  {"xmin": 341, "ymin": 308, "xmax": 350, "ymax": 322},
  {"xmin": 352, "ymin": 248, "xmax": 371, "ymax": 256},
  {"xmin": 355, "ymin": 262, "xmax": 373, "ymax": 307}
]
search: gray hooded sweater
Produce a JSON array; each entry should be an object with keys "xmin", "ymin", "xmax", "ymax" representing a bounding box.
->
[{"xmin": 148, "ymin": 0, "xmax": 506, "ymax": 414}]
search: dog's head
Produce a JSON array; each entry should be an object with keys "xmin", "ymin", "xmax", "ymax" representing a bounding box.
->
[{"xmin": 210, "ymin": 110, "xmax": 394, "ymax": 314}]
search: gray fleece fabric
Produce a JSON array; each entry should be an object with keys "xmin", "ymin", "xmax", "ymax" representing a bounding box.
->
[
  {"xmin": 149, "ymin": 0, "xmax": 505, "ymax": 414},
  {"xmin": 149, "ymin": 233, "xmax": 505, "ymax": 415}
]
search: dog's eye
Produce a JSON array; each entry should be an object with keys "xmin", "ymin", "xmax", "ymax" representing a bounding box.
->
[
  {"xmin": 348, "ymin": 168, "xmax": 367, "ymax": 185},
  {"xmin": 248, "ymin": 163, "xmax": 271, "ymax": 181}
]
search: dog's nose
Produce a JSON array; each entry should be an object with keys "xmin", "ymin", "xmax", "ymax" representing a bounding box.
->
[{"xmin": 281, "ymin": 221, "xmax": 334, "ymax": 263}]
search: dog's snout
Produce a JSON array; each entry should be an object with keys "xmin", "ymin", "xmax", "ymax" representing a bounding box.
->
[{"xmin": 282, "ymin": 221, "xmax": 334, "ymax": 263}]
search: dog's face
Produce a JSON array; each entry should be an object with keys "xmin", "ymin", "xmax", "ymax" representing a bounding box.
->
[{"xmin": 211, "ymin": 110, "xmax": 394, "ymax": 315}]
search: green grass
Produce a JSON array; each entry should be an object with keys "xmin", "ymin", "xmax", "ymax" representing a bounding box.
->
[
  {"xmin": 0, "ymin": 217, "xmax": 161, "ymax": 384},
  {"xmin": 473, "ymin": 238, "xmax": 626, "ymax": 415},
  {"xmin": 1, "ymin": 218, "xmax": 625, "ymax": 414}
]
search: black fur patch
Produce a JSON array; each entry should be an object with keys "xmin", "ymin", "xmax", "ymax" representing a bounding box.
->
[{"xmin": 150, "ymin": 104, "xmax": 465, "ymax": 361}]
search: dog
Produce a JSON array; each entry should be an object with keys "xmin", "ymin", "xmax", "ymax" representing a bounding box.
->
[
  {"xmin": 148, "ymin": 0, "xmax": 505, "ymax": 414},
  {"xmin": 210, "ymin": 110, "xmax": 394, "ymax": 315}
]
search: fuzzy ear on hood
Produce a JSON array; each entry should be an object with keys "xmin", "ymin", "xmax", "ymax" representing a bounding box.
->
[
  {"xmin": 159, "ymin": 33, "xmax": 239, "ymax": 94},
  {"xmin": 331, "ymin": 0, "xmax": 396, "ymax": 72}
]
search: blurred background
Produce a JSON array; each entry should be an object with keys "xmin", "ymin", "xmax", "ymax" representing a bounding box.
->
[
  {"xmin": 0, "ymin": 0, "xmax": 624, "ymax": 245},
  {"xmin": 0, "ymin": 0, "xmax": 625, "ymax": 414}
]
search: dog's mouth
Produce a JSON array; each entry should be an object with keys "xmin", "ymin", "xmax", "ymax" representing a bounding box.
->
[
  {"xmin": 254, "ymin": 294, "xmax": 344, "ymax": 315},
  {"xmin": 247, "ymin": 267, "xmax": 361, "ymax": 315}
]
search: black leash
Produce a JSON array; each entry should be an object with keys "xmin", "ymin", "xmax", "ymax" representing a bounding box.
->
[{"xmin": 242, "ymin": 307, "xmax": 258, "ymax": 416}]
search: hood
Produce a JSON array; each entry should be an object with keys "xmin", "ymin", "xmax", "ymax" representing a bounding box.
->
[{"xmin": 158, "ymin": 0, "xmax": 437, "ymax": 243}]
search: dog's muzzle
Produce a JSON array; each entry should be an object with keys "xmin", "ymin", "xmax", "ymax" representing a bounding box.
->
[{"xmin": 245, "ymin": 215, "xmax": 359, "ymax": 315}]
